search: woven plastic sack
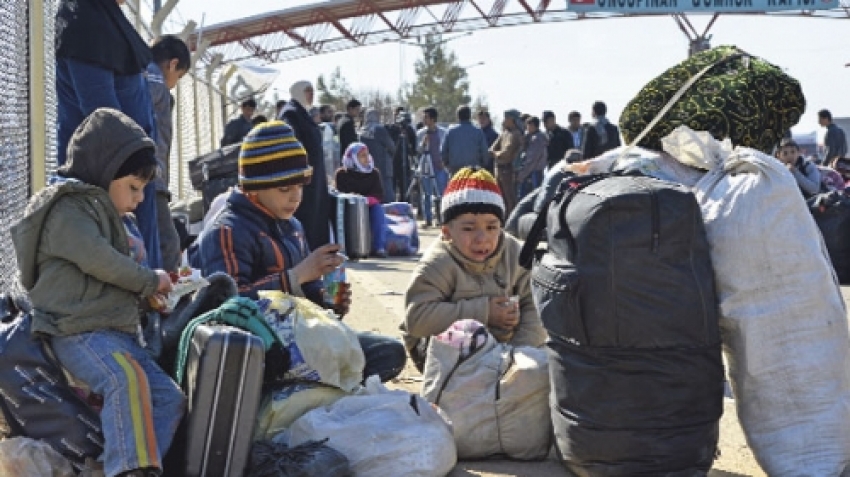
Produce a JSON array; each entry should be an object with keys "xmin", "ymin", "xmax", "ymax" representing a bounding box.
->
[
  {"xmin": 287, "ymin": 378, "xmax": 457, "ymax": 477},
  {"xmin": 257, "ymin": 291, "xmax": 364, "ymax": 392},
  {"xmin": 620, "ymin": 45, "xmax": 805, "ymax": 154},
  {"xmin": 254, "ymin": 382, "xmax": 347, "ymax": 441},
  {"xmin": 0, "ymin": 437, "xmax": 76, "ymax": 477},
  {"xmin": 694, "ymin": 147, "xmax": 850, "ymax": 475},
  {"xmin": 421, "ymin": 320, "xmax": 551, "ymax": 460}
]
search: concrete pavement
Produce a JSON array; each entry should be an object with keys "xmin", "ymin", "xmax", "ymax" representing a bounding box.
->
[{"xmin": 344, "ymin": 226, "xmax": 765, "ymax": 477}]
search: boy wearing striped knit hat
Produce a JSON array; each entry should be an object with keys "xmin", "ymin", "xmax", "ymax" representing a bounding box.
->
[
  {"xmin": 194, "ymin": 121, "xmax": 408, "ymax": 382},
  {"xmin": 402, "ymin": 166, "xmax": 548, "ymax": 371}
]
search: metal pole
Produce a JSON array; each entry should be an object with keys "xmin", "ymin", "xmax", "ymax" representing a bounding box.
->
[
  {"xmin": 29, "ymin": 0, "xmax": 48, "ymax": 192},
  {"xmin": 175, "ymin": 82, "xmax": 184, "ymax": 198}
]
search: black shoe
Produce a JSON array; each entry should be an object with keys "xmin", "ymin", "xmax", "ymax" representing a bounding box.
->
[{"xmin": 373, "ymin": 249, "xmax": 388, "ymax": 258}]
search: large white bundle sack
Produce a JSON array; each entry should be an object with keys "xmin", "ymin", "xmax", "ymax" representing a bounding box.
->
[
  {"xmin": 286, "ymin": 378, "xmax": 457, "ymax": 477},
  {"xmin": 694, "ymin": 148, "xmax": 850, "ymax": 475}
]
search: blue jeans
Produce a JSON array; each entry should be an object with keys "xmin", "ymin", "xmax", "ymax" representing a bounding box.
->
[
  {"xmin": 51, "ymin": 330, "xmax": 186, "ymax": 476},
  {"xmin": 519, "ymin": 170, "xmax": 543, "ymax": 200},
  {"xmin": 57, "ymin": 58, "xmax": 162, "ymax": 268},
  {"xmin": 420, "ymin": 169, "xmax": 449, "ymax": 223},
  {"xmin": 357, "ymin": 332, "xmax": 406, "ymax": 383},
  {"xmin": 369, "ymin": 203, "xmax": 387, "ymax": 253}
]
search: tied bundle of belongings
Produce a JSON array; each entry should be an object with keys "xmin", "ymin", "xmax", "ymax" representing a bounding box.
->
[
  {"xmin": 420, "ymin": 319, "xmax": 551, "ymax": 460},
  {"xmin": 382, "ymin": 202, "xmax": 420, "ymax": 256},
  {"xmin": 694, "ymin": 148, "xmax": 850, "ymax": 475},
  {"xmin": 520, "ymin": 172, "xmax": 723, "ymax": 475},
  {"xmin": 619, "ymin": 45, "xmax": 805, "ymax": 155},
  {"xmin": 0, "ymin": 294, "xmax": 105, "ymax": 473},
  {"xmin": 256, "ymin": 291, "xmax": 364, "ymax": 392},
  {"xmin": 284, "ymin": 377, "xmax": 457, "ymax": 477}
]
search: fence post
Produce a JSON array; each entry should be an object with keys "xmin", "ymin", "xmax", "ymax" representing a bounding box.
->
[
  {"xmin": 206, "ymin": 54, "xmax": 223, "ymax": 151},
  {"xmin": 29, "ymin": 0, "xmax": 47, "ymax": 193}
]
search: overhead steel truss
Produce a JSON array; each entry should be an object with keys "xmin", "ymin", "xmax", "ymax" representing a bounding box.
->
[{"xmin": 182, "ymin": 0, "xmax": 850, "ymax": 65}]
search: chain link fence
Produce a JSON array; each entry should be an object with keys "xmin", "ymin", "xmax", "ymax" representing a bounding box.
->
[
  {"xmin": 0, "ymin": 1, "xmax": 230, "ymax": 294},
  {"xmin": 0, "ymin": 0, "xmax": 57, "ymax": 295}
]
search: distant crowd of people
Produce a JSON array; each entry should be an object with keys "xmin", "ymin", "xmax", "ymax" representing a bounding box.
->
[{"xmin": 221, "ymin": 95, "xmax": 626, "ymax": 226}]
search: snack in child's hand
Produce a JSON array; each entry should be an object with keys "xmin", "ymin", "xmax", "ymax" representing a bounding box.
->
[{"xmin": 149, "ymin": 267, "xmax": 209, "ymax": 313}]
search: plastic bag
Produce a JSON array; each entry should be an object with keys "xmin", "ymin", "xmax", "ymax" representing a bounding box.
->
[
  {"xmin": 568, "ymin": 146, "xmax": 707, "ymax": 187},
  {"xmin": 694, "ymin": 148, "xmax": 850, "ymax": 475},
  {"xmin": 254, "ymin": 382, "xmax": 347, "ymax": 441},
  {"xmin": 422, "ymin": 320, "xmax": 551, "ymax": 460},
  {"xmin": 287, "ymin": 378, "xmax": 457, "ymax": 477},
  {"xmin": 249, "ymin": 438, "xmax": 352, "ymax": 477},
  {"xmin": 660, "ymin": 125, "xmax": 732, "ymax": 171},
  {"xmin": 0, "ymin": 437, "xmax": 76, "ymax": 477},
  {"xmin": 257, "ymin": 291, "xmax": 364, "ymax": 392}
]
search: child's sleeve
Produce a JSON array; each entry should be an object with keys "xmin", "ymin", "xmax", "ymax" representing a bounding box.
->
[
  {"xmin": 43, "ymin": 201, "xmax": 159, "ymax": 296},
  {"xmin": 509, "ymin": 263, "xmax": 548, "ymax": 348},
  {"xmin": 198, "ymin": 225, "xmax": 296, "ymax": 300},
  {"xmin": 404, "ymin": 258, "xmax": 490, "ymax": 338},
  {"xmin": 791, "ymin": 161, "xmax": 821, "ymax": 196}
]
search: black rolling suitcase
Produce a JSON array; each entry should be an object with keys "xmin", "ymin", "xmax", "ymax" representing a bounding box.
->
[
  {"xmin": 188, "ymin": 144, "xmax": 241, "ymax": 213},
  {"xmin": 183, "ymin": 324, "xmax": 264, "ymax": 477},
  {"xmin": 332, "ymin": 191, "xmax": 371, "ymax": 260}
]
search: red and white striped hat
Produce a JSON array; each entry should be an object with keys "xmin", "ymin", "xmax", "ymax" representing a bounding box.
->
[{"xmin": 441, "ymin": 166, "xmax": 505, "ymax": 224}]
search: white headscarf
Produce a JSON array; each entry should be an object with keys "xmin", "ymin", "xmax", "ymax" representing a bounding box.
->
[
  {"xmin": 289, "ymin": 80, "xmax": 313, "ymax": 108},
  {"xmin": 342, "ymin": 142, "xmax": 374, "ymax": 174}
]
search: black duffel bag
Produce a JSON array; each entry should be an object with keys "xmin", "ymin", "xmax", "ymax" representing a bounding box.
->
[
  {"xmin": 808, "ymin": 191, "xmax": 850, "ymax": 284},
  {"xmin": 187, "ymin": 143, "xmax": 241, "ymax": 191},
  {"xmin": 520, "ymin": 174, "xmax": 724, "ymax": 476},
  {"xmin": 0, "ymin": 294, "xmax": 104, "ymax": 472}
]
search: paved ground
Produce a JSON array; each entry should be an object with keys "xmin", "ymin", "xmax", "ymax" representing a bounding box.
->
[{"xmin": 344, "ymin": 226, "xmax": 766, "ymax": 477}]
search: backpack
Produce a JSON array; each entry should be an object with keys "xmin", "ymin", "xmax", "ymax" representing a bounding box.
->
[{"xmin": 519, "ymin": 174, "xmax": 723, "ymax": 475}]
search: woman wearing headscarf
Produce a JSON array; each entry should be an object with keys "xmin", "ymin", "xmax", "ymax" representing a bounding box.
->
[
  {"xmin": 280, "ymin": 79, "xmax": 331, "ymax": 249},
  {"xmin": 56, "ymin": 0, "xmax": 162, "ymax": 267},
  {"xmin": 335, "ymin": 142, "xmax": 388, "ymax": 258},
  {"xmin": 357, "ymin": 109, "xmax": 397, "ymax": 203}
]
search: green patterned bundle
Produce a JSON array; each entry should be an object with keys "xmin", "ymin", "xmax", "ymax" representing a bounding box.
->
[{"xmin": 619, "ymin": 45, "xmax": 805, "ymax": 154}]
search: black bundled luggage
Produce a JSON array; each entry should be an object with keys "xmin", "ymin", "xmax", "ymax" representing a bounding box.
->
[
  {"xmin": 808, "ymin": 191, "xmax": 850, "ymax": 284},
  {"xmin": 188, "ymin": 144, "xmax": 241, "ymax": 212},
  {"xmin": 0, "ymin": 294, "xmax": 104, "ymax": 472},
  {"xmin": 520, "ymin": 175, "xmax": 724, "ymax": 476}
]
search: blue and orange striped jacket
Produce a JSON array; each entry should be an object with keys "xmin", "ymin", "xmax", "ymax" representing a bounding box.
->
[{"xmin": 192, "ymin": 189, "xmax": 325, "ymax": 304}]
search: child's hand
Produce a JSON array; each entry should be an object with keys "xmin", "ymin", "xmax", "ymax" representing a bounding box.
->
[
  {"xmin": 294, "ymin": 244, "xmax": 344, "ymax": 283},
  {"xmin": 154, "ymin": 270, "xmax": 174, "ymax": 294},
  {"xmin": 489, "ymin": 296, "xmax": 519, "ymax": 330}
]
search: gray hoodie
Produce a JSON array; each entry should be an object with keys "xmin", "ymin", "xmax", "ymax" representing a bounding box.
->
[{"xmin": 12, "ymin": 108, "xmax": 159, "ymax": 336}]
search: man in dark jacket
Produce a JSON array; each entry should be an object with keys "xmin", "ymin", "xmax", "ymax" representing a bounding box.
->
[
  {"xmin": 386, "ymin": 107, "xmax": 417, "ymax": 202},
  {"xmin": 820, "ymin": 109, "xmax": 848, "ymax": 166},
  {"xmin": 582, "ymin": 101, "xmax": 621, "ymax": 159},
  {"xmin": 337, "ymin": 99, "xmax": 362, "ymax": 161},
  {"xmin": 542, "ymin": 110, "xmax": 574, "ymax": 168},
  {"xmin": 358, "ymin": 108, "xmax": 397, "ymax": 203},
  {"xmin": 477, "ymin": 110, "xmax": 500, "ymax": 173},
  {"xmin": 221, "ymin": 99, "xmax": 256, "ymax": 146},
  {"xmin": 280, "ymin": 80, "xmax": 331, "ymax": 249}
]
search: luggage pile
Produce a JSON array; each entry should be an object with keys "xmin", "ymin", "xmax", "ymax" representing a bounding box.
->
[
  {"xmin": 524, "ymin": 45, "xmax": 850, "ymax": 476},
  {"xmin": 382, "ymin": 202, "xmax": 419, "ymax": 256}
]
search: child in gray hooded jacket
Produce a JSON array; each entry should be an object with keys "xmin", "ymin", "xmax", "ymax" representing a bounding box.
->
[{"xmin": 12, "ymin": 108, "xmax": 184, "ymax": 477}]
